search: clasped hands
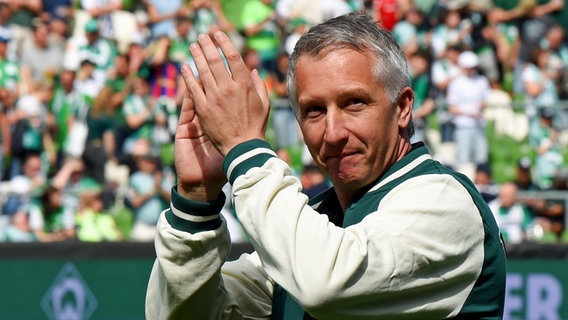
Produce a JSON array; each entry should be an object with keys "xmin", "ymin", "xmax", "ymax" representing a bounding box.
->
[{"xmin": 176, "ymin": 31, "xmax": 270, "ymax": 200}]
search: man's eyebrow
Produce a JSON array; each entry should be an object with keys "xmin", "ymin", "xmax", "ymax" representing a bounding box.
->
[{"xmin": 297, "ymin": 96, "xmax": 322, "ymax": 107}]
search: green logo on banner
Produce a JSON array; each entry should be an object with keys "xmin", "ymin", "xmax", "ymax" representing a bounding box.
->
[{"xmin": 41, "ymin": 263, "xmax": 98, "ymax": 320}]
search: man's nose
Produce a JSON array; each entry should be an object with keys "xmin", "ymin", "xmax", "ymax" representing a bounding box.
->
[{"xmin": 323, "ymin": 109, "xmax": 349, "ymax": 145}]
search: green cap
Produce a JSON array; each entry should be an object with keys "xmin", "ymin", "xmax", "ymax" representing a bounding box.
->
[
  {"xmin": 79, "ymin": 177, "xmax": 102, "ymax": 194},
  {"xmin": 289, "ymin": 17, "xmax": 307, "ymax": 29},
  {"xmin": 84, "ymin": 19, "xmax": 99, "ymax": 33}
]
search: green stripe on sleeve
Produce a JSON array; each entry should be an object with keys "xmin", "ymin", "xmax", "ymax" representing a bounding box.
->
[
  {"xmin": 223, "ymin": 139, "xmax": 276, "ymax": 184},
  {"xmin": 166, "ymin": 186, "xmax": 225, "ymax": 233}
]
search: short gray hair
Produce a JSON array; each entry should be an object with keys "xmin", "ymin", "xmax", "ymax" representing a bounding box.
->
[{"xmin": 287, "ymin": 11, "xmax": 410, "ymax": 111}]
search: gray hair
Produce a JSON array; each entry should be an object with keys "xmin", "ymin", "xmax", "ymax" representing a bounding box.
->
[{"xmin": 287, "ymin": 11, "xmax": 411, "ymax": 111}]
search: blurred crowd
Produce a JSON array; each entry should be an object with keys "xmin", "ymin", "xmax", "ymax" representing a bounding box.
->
[{"xmin": 0, "ymin": 0, "xmax": 567, "ymax": 244}]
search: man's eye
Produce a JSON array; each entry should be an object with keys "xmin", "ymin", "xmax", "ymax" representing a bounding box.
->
[
  {"xmin": 303, "ymin": 106, "xmax": 324, "ymax": 118},
  {"xmin": 345, "ymin": 99, "xmax": 365, "ymax": 109}
]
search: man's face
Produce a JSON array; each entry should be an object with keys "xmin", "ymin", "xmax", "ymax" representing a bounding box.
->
[
  {"xmin": 34, "ymin": 24, "xmax": 49, "ymax": 47},
  {"xmin": 115, "ymin": 56, "xmax": 129, "ymax": 76},
  {"xmin": 86, "ymin": 31, "xmax": 98, "ymax": 44},
  {"xmin": 295, "ymin": 49, "xmax": 404, "ymax": 192}
]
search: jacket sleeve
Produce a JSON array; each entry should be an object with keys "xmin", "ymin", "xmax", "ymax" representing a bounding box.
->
[
  {"xmin": 145, "ymin": 186, "xmax": 275, "ymax": 320},
  {"xmin": 224, "ymin": 140, "xmax": 486, "ymax": 319}
]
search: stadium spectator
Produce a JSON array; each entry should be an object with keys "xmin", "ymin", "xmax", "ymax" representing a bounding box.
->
[
  {"xmin": 542, "ymin": 24, "xmax": 568, "ymax": 127},
  {"xmin": 190, "ymin": 0, "xmax": 236, "ymax": 40},
  {"xmin": 490, "ymin": 6, "xmax": 520, "ymax": 93},
  {"xmin": 157, "ymin": 15, "xmax": 192, "ymax": 67},
  {"xmin": 431, "ymin": 44, "xmax": 461, "ymax": 142},
  {"xmin": 74, "ymin": 177, "xmax": 121, "ymax": 241},
  {"xmin": 0, "ymin": 3, "xmax": 13, "ymax": 44},
  {"xmin": 447, "ymin": 50, "xmax": 491, "ymax": 166},
  {"xmin": 146, "ymin": 12, "xmax": 505, "ymax": 318},
  {"xmin": 71, "ymin": 18, "xmax": 118, "ymax": 81},
  {"xmin": 40, "ymin": 0, "xmax": 72, "ymax": 25},
  {"xmin": 50, "ymin": 68, "xmax": 89, "ymax": 163},
  {"xmin": 20, "ymin": 18, "xmax": 63, "ymax": 93},
  {"xmin": 393, "ymin": 6, "xmax": 429, "ymax": 56},
  {"xmin": 529, "ymin": 107, "xmax": 564, "ymax": 190},
  {"xmin": 430, "ymin": 6, "xmax": 471, "ymax": 59},
  {"xmin": 3, "ymin": 153, "xmax": 45, "ymax": 216},
  {"xmin": 527, "ymin": 168, "xmax": 568, "ymax": 242},
  {"xmin": 241, "ymin": 0, "xmax": 281, "ymax": 73},
  {"xmin": 544, "ymin": 24, "xmax": 568, "ymax": 98},
  {"xmin": 299, "ymin": 163, "xmax": 329, "ymax": 199},
  {"xmin": 10, "ymin": 82, "xmax": 55, "ymax": 177},
  {"xmin": 521, "ymin": 47, "xmax": 559, "ymax": 119},
  {"xmin": 0, "ymin": 31, "xmax": 22, "ymax": 95},
  {"xmin": 82, "ymin": 72, "xmax": 121, "ymax": 185},
  {"xmin": 284, "ymin": 17, "xmax": 308, "ymax": 56},
  {"xmin": 28, "ymin": 185, "xmax": 76, "ymax": 242},
  {"xmin": 130, "ymin": 10, "xmax": 150, "ymax": 48},
  {"xmin": 515, "ymin": 156, "xmax": 540, "ymax": 191},
  {"xmin": 74, "ymin": 58, "xmax": 104, "ymax": 100},
  {"xmin": 513, "ymin": 156, "xmax": 543, "ymax": 222},
  {"xmin": 121, "ymin": 76, "xmax": 154, "ymax": 156},
  {"xmin": 474, "ymin": 162, "xmax": 500, "ymax": 204},
  {"xmin": 50, "ymin": 158, "xmax": 91, "ymax": 221},
  {"xmin": 146, "ymin": 0, "xmax": 189, "ymax": 41},
  {"xmin": 101, "ymin": 54, "xmax": 136, "ymax": 158},
  {"xmin": 464, "ymin": 1, "xmax": 501, "ymax": 88},
  {"xmin": 492, "ymin": 0, "xmax": 564, "ymax": 97},
  {"xmin": 2, "ymin": 210, "xmax": 35, "ymax": 242},
  {"xmin": 7, "ymin": 0, "xmax": 42, "ymax": 58},
  {"xmin": 488, "ymin": 182, "xmax": 533, "ymax": 244},
  {"xmin": 408, "ymin": 48, "xmax": 435, "ymax": 145},
  {"xmin": 546, "ymin": 169, "xmax": 568, "ymax": 238},
  {"xmin": 80, "ymin": 0, "xmax": 122, "ymax": 41},
  {"xmin": 146, "ymin": 14, "xmax": 185, "ymax": 130},
  {"xmin": 269, "ymin": 50, "xmax": 300, "ymax": 150},
  {"xmin": 127, "ymin": 153, "xmax": 170, "ymax": 242}
]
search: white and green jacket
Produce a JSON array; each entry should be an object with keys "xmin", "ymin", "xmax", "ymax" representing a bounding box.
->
[{"xmin": 146, "ymin": 140, "xmax": 506, "ymax": 319}]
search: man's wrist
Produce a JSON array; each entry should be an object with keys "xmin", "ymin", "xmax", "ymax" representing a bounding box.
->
[
  {"xmin": 178, "ymin": 184, "xmax": 222, "ymax": 202},
  {"xmin": 169, "ymin": 186, "xmax": 226, "ymax": 233}
]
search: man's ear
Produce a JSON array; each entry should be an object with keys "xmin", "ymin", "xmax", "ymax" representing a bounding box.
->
[{"xmin": 397, "ymin": 87, "xmax": 414, "ymax": 129}]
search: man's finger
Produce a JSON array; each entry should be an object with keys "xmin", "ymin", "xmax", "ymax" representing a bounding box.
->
[
  {"xmin": 178, "ymin": 80, "xmax": 196, "ymax": 126},
  {"xmin": 213, "ymin": 31, "xmax": 250, "ymax": 83},
  {"xmin": 189, "ymin": 41, "xmax": 218, "ymax": 94},
  {"xmin": 197, "ymin": 33, "xmax": 231, "ymax": 82},
  {"xmin": 181, "ymin": 62, "xmax": 208, "ymax": 115},
  {"xmin": 251, "ymin": 69, "xmax": 270, "ymax": 110}
]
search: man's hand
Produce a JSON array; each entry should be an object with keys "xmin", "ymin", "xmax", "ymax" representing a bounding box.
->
[
  {"xmin": 181, "ymin": 31, "xmax": 270, "ymax": 157},
  {"xmin": 174, "ymin": 91, "xmax": 226, "ymax": 201}
]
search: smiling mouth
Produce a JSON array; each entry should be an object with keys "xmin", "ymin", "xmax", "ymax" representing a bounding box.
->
[{"xmin": 324, "ymin": 151, "xmax": 357, "ymax": 162}]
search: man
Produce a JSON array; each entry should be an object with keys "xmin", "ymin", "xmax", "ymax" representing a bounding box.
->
[
  {"xmin": 447, "ymin": 50, "xmax": 491, "ymax": 167},
  {"xmin": 488, "ymin": 182, "xmax": 533, "ymax": 245},
  {"xmin": 529, "ymin": 107, "xmax": 563, "ymax": 190},
  {"xmin": 0, "ymin": 31, "xmax": 21, "ymax": 95},
  {"xmin": 146, "ymin": 12, "xmax": 506, "ymax": 319},
  {"xmin": 240, "ymin": 0, "xmax": 281, "ymax": 73},
  {"xmin": 80, "ymin": 0, "xmax": 123, "ymax": 41},
  {"xmin": 21, "ymin": 19, "xmax": 64, "ymax": 93},
  {"xmin": 65, "ymin": 19, "xmax": 117, "ymax": 81}
]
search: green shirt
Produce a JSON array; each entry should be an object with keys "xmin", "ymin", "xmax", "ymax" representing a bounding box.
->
[
  {"xmin": 241, "ymin": 1, "xmax": 280, "ymax": 60},
  {"xmin": 0, "ymin": 58, "xmax": 20, "ymax": 92},
  {"xmin": 78, "ymin": 38, "xmax": 117, "ymax": 72},
  {"xmin": 76, "ymin": 209, "xmax": 120, "ymax": 242}
]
